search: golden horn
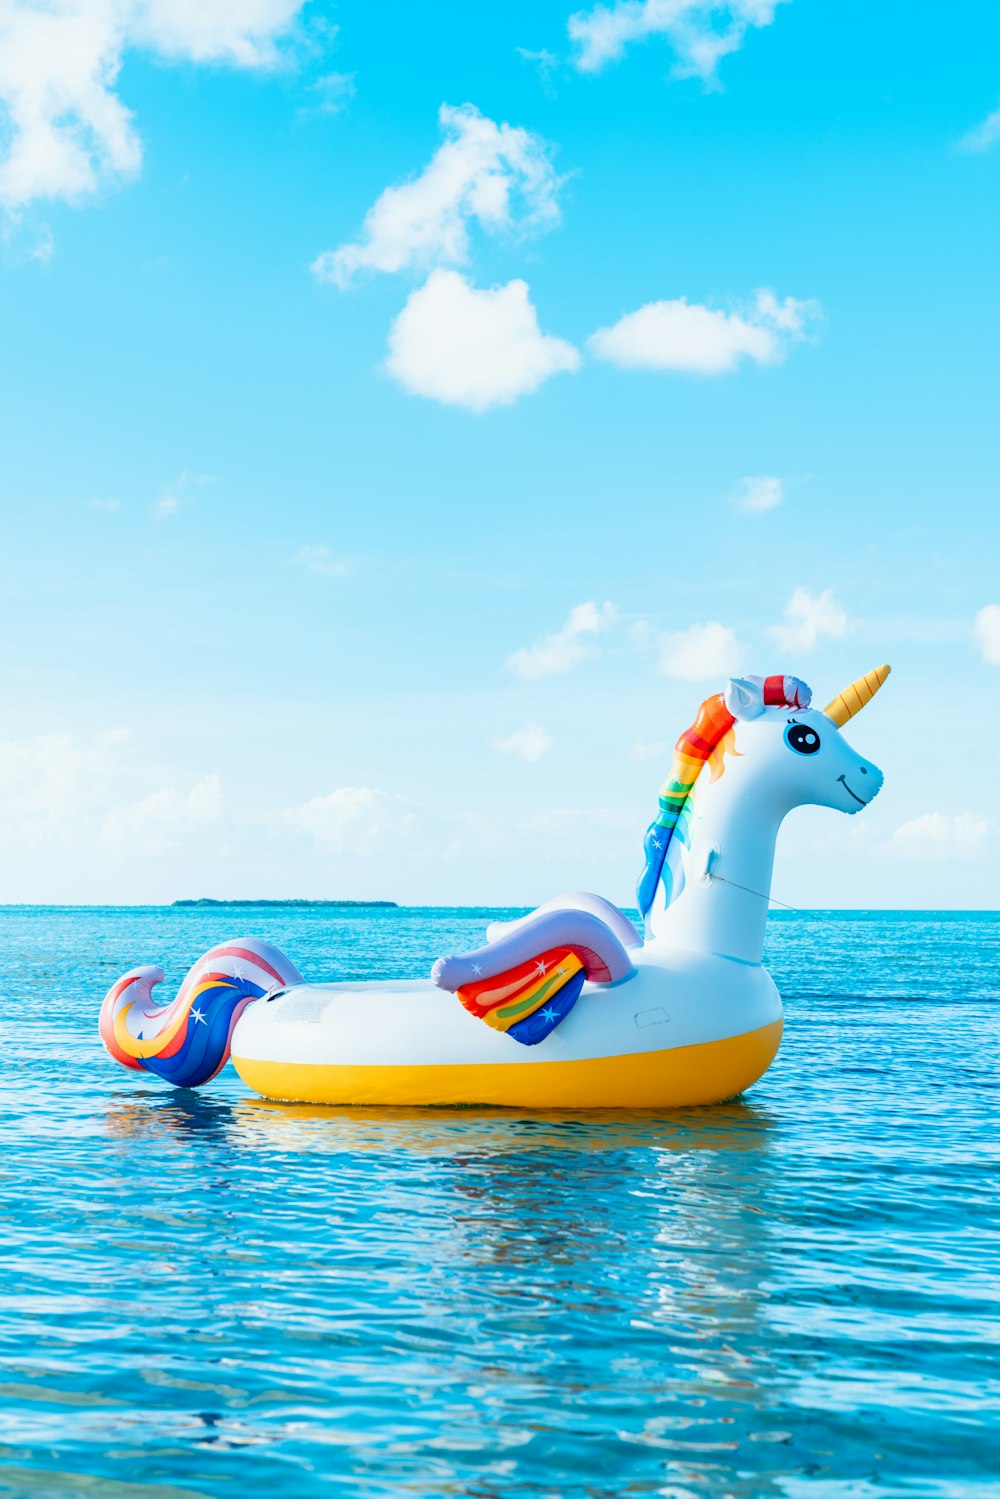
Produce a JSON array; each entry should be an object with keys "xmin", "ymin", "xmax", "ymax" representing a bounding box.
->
[{"xmin": 824, "ymin": 664, "xmax": 891, "ymax": 726}]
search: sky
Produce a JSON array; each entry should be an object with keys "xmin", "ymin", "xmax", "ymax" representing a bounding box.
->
[{"xmin": 0, "ymin": 0, "xmax": 998, "ymax": 909}]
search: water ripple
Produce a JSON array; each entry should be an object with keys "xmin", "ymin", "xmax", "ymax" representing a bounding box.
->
[{"xmin": 0, "ymin": 906, "xmax": 997, "ymax": 1497}]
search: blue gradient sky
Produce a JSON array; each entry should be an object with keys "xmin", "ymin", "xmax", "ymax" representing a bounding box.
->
[{"xmin": 1, "ymin": 0, "xmax": 998, "ymax": 907}]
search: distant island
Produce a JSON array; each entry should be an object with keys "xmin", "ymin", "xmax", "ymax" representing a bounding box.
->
[{"xmin": 172, "ymin": 898, "xmax": 399, "ymax": 908}]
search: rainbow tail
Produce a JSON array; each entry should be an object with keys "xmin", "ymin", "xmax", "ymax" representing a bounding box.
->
[{"xmin": 99, "ymin": 938, "xmax": 303, "ymax": 1089}]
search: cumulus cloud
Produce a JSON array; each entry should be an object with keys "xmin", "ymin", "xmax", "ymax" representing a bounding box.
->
[
  {"xmin": 888, "ymin": 812, "xmax": 988, "ymax": 863},
  {"xmin": 657, "ymin": 620, "xmax": 746, "ymax": 680},
  {"xmin": 494, "ymin": 720, "xmax": 553, "ymax": 762},
  {"xmin": 0, "ymin": 730, "xmax": 233, "ymax": 865},
  {"xmin": 312, "ymin": 103, "xmax": 561, "ymax": 288},
  {"xmin": 385, "ymin": 269, "xmax": 580, "ymax": 412},
  {"xmin": 589, "ymin": 289, "xmax": 818, "ymax": 375},
  {"xmin": 0, "ymin": 1, "xmax": 307, "ymax": 210},
  {"xmin": 735, "ymin": 474, "xmax": 782, "ymax": 513},
  {"xmin": 101, "ymin": 774, "xmax": 224, "ymax": 854},
  {"xmin": 768, "ymin": 587, "xmax": 847, "ymax": 653},
  {"xmin": 0, "ymin": 729, "xmax": 126, "ymax": 843},
  {"xmin": 288, "ymin": 786, "xmax": 408, "ymax": 855},
  {"xmin": 568, "ymin": 0, "xmax": 788, "ymax": 81},
  {"xmin": 295, "ymin": 544, "xmax": 351, "ymax": 577},
  {"xmin": 506, "ymin": 600, "xmax": 616, "ymax": 679},
  {"xmin": 958, "ymin": 102, "xmax": 1000, "ymax": 154},
  {"xmin": 973, "ymin": 604, "xmax": 1000, "ymax": 664}
]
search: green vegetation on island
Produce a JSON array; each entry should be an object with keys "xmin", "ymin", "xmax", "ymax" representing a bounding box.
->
[{"xmin": 172, "ymin": 898, "xmax": 399, "ymax": 908}]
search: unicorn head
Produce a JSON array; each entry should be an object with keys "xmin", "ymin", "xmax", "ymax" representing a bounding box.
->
[
  {"xmin": 719, "ymin": 667, "xmax": 887, "ymax": 818},
  {"xmin": 640, "ymin": 667, "xmax": 889, "ymax": 959}
]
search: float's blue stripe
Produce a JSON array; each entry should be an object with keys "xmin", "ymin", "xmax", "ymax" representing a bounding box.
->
[
  {"xmin": 144, "ymin": 980, "xmax": 266, "ymax": 1088},
  {"xmin": 507, "ymin": 970, "xmax": 585, "ymax": 1047}
]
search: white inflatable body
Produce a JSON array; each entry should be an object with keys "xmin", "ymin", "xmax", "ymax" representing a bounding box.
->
[
  {"xmin": 229, "ymin": 946, "xmax": 783, "ymax": 1109},
  {"xmin": 100, "ymin": 668, "xmax": 890, "ymax": 1109}
]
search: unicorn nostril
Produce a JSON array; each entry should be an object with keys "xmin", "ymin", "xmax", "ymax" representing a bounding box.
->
[{"xmin": 860, "ymin": 767, "xmax": 868, "ymax": 775}]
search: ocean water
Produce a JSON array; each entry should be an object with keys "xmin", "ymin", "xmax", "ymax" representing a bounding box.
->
[{"xmin": 1, "ymin": 905, "xmax": 997, "ymax": 1499}]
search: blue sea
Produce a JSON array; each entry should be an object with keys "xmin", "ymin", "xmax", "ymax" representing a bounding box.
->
[{"xmin": 2, "ymin": 906, "xmax": 997, "ymax": 1498}]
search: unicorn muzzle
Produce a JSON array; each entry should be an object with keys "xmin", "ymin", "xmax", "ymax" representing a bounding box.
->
[{"xmin": 837, "ymin": 759, "xmax": 884, "ymax": 811}]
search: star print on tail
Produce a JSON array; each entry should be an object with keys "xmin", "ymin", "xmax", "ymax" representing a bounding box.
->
[{"xmin": 99, "ymin": 938, "xmax": 303, "ymax": 1088}]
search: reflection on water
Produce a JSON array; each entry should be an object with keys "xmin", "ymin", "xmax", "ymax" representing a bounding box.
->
[
  {"xmin": 229, "ymin": 1097, "xmax": 776, "ymax": 1155},
  {"xmin": 1, "ymin": 905, "xmax": 998, "ymax": 1497}
]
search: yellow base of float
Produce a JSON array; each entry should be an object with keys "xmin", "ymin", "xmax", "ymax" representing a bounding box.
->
[{"xmin": 232, "ymin": 1017, "xmax": 783, "ymax": 1109}]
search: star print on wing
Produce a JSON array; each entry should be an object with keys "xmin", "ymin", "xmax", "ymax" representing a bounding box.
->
[
  {"xmin": 191, "ymin": 1007, "xmax": 207, "ymax": 1025},
  {"xmin": 471, "ymin": 962, "xmax": 483, "ymax": 977},
  {"xmin": 230, "ymin": 962, "xmax": 244, "ymax": 981},
  {"xmin": 556, "ymin": 966, "xmax": 566, "ymax": 978},
  {"xmin": 540, "ymin": 1006, "xmax": 559, "ymax": 1023},
  {"xmin": 534, "ymin": 960, "xmax": 547, "ymax": 976},
  {"xmin": 651, "ymin": 835, "xmax": 663, "ymax": 849}
]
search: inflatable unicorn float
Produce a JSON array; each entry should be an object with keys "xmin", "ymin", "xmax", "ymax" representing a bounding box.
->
[{"xmin": 100, "ymin": 665, "xmax": 890, "ymax": 1109}]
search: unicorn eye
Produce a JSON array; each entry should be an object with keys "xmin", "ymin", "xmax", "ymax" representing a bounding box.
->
[{"xmin": 785, "ymin": 721, "xmax": 821, "ymax": 756}]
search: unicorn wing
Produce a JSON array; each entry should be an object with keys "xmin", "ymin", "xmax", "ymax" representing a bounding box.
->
[
  {"xmin": 484, "ymin": 892, "xmax": 641, "ymax": 950},
  {"xmin": 432, "ymin": 907, "xmax": 636, "ymax": 1046}
]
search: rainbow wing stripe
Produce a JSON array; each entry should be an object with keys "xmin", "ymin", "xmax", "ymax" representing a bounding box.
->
[
  {"xmin": 99, "ymin": 939, "xmax": 303, "ymax": 1089},
  {"xmin": 458, "ymin": 947, "xmax": 587, "ymax": 1047}
]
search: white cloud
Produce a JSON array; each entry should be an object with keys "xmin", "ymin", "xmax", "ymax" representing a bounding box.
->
[
  {"xmin": 568, "ymin": 0, "xmax": 788, "ymax": 81},
  {"xmin": 0, "ymin": 729, "xmax": 125, "ymax": 843},
  {"xmin": 0, "ymin": 728, "xmax": 231, "ymax": 865},
  {"xmin": 385, "ymin": 269, "xmax": 580, "ymax": 412},
  {"xmin": 517, "ymin": 47, "xmax": 561, "ymax": 95},
  {"xmin": 312, "ymin": 103, "xmax": 561, "ymax": 288},
  {"xmin": 0, "ymin": 1, "xmax": 308, "ymax": 210},
  {"xmin": 88, "ymin": 497, "xmax": 121, "ymax": 512},
  {"xmin": 888, "ymin": 812, "xmax": 988, "ymax": 863},
  {"xmin": 973, "ymin": 604, "xmax": 1000, "ymax": 664},
  {"xmin": 152, "ymin": 470, "xmax": 214, "ymax": 518},
  {"xmin": 735, "ymin": 474, "xmax": 782, "ymax": 513},
  {"xmin": 101, "ymin": 773, "xmax": 224, "ymax": 854},
  {"xmin": 300, "ymin": 69, "xmax": 355, "ymax": 117},
  {"xmin": 589, "ymin": 289, "xmax": 818, "ymax": 374},
  {"xmin": 134, "ymin": 1, "xmax": 307, "ymax": 66},
  {"xmin": 288, "ymin": 786, "xmax": 408, "ymax": 855},
  {"xmin": 29, "ymin": 224, "xmax": 54, "ymax": 262},
  {"xmin": 657, "ymin": 620, "xmax": 745, "ymax": 680},
  {"xmin": 958, "ymin": 102, "xmax": 1000, "ymax": 154},
  {"xmin": 506, "ymin": 600, "xmax": 616, "ymax": 679},
  {"xmin": 768, "ymin": 586, "xmax": 847, "ymax": 653},
  {"xmin": 494, "ymin": 720, "xmax": 553, "ymax": 762},
  {"xmin": 295, "ymin": 544, "xmax": 351, "ymax": 577}
]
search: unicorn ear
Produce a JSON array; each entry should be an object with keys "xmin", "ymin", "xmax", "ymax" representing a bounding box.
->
[{"xmin": 725, "ymin": 677, "xmax": 765, "ymax": 720}]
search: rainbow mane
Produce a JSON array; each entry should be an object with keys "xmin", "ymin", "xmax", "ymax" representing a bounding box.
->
[
  {"xmin": 636, "ymin": 674, "xmax": 811, "ymax": 921},
  {"xmin": 636, "ymin": 692, "xmax": 736, "ymax": 920}
]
